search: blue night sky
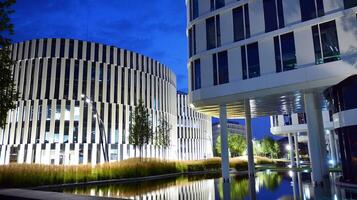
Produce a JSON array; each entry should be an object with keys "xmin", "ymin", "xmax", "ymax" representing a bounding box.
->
[{"xmin": 10, "ymin": 0, "xmax": 277, "ymax": 140}]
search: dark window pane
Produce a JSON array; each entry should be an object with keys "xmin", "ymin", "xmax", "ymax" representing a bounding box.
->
[
  {"xmin": 69, "ymin": 39, "xmax": 74, "ymax": 58},
  {"xmin": 42, "ymin": 39, "xmax": 47, "ymax": 57},
  {"xmin": 233, "ymin": 6, "xmax": 245, "ymax": 41},
  {"xmin": 241, "ymin": 46, "xmax": 247, "ymax": 80},
  {"xmin": 263, "ymin": 0, "xmax": 278, "ymax": 32},
  {"xmin": 281, "ymin": 32, "xmax": 296, "ymax": 71},
  {"xmin": 300, "ymin": 0, "xmax": 317, "ymax": 21},
  {"xmin": 213, "ymin": 54, "xmax": 218, "ymax": 85},
  {"xmin": 274, "ymin": 36, "xmax": 282, "ymax": 73},
  {"xmin": 206, "ymin": 17, "xmax": 216, "ymax": 50},
  {"xmin": 216, "ymin": 0, "xmax": 225, "ymax": 9},
  {"xmin": 247, "ymin": 42, "xmax": 260, "ymax": 78},
  {"xmin": 312, "ymin": 25, "xmax": 323, "ymax": 64},
  {"xmin": 218, "ymin": 51, "xmax": 229, "ymax": 84},
  {"xmin": 86, "ymin": 42, "xmax": 91, "ymax": 60},
  {"xmin": 216, "ymin": 15, "xmax": 221, "ymax": 47},
  {"xmin": 60, "ymin": 39, "xmax": 65, "ymax": 58},
  {"xmin": 190, "ymin": 0, "xmax": 199, "ymax": 21},
  {"xmin": 189, "ymin": 28, "xmax": 193, "ymax": 57},
  {"xmin": 244, "ymin": 5, "xmax": 250, "ymax": 38},
  {"xmin": 344, "ymin": 0, "xmax": 357, "ymax": 9},
  {"xmin": 316, "ymin": 0, "xmax": 324, "ymax": 17},
  {"xmin": 320, "ymin": 20, "xmax": 340, "ymax": 63},
  {"xmin": 190, "ymin": 62, "xmax": 194, "ymax": 90},
  {"xmin": 78, "ymin": 41, "xmax": 83, "ymax": 59},
  {"xmin": 51, "ymin": 39, "xmax": 56, "ymax": 57},
  {"xmin": 194, "ymin": 59, "xmax": 201, "ymax": 90},
  {"xmin": 277, "ymin": 0, "xmax": 285, "ymax": 28}
]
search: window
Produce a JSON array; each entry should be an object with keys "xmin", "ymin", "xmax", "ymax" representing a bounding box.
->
[
  {"xmin": 241, "ymin": 42, "xmax": 260, "ymax": 80},
  {"xmin": 344, "ymin": 0, "xmax": 357, "ymax": 9},
  {"xmin": 297, "ymin": 113, "xmax": 306, "ymax": 124},
  {"xmin": 312, "ymin": 20, "xmax": 340, "ymax": 64},
  {"xmin": 213, "ymin": 50, "xmax": 229, "ymax": 85},
  {"xmin": 233, "ymin": 4, "xmax": 250, "ymax": 42},
  {"xmin": 189, "ymin": 0, "xmax": 199, "ymax": 21},
  {"xmin": 283, "ymin": 114, "xmax": 292, "ymax": 125},
  {"xmin": 210, "ymin": 0, "xmax": 225, "ymax": 11},
  {"xmin": 274, "ymin": 32, "xmax": 296, "ymax": 73},
  {"xmin": 299, "ymin": 0, "xmax": 324, "ymax": 22},
  {"xmin": 188, "ymin": 25, "xmax": 196, "ymax": 57},
  {"xmin": 191, "ymin": 59, "xmax": 201, "ymax": 91},
  {"xmin": 206, "ymin": 15, "xmax": 221, "ymax": 50},
  {"xmin": 263, "ymin": 0, "xmax": 284, "ymax": 32}
]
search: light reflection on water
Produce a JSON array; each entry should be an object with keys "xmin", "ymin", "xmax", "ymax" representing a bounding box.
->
[{"xmin": 58, "ymin": 171, "xmax": 357, "ymax": 200}]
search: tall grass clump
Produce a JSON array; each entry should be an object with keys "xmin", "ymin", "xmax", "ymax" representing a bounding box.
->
[{"xmin": 0, "ymin": 156, "xmax": 277, "ymax": 187}]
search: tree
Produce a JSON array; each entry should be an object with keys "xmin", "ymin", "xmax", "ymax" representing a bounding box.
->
[
  {"xmin": 129, "ymin": 99, "xmax": 153, "ymax": 158},
  {"xmin": 155, "ymin": 117, "xmax": 171, "ymax": 148},
  {"xmin": 215, "ymin": 134, "xmax": 246, "ymax": 157},
  {"xmin": 261, "ymin": 136, "xmax": 280, "ymax": 158},
  {"xmin": 0, "ymin": 0, "xmax": 18, "ymax": 128}
]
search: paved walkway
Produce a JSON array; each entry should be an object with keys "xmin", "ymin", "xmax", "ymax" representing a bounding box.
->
[{"xmin": 0, "ymin": 188, "xmax": 126, "ymax": 200}]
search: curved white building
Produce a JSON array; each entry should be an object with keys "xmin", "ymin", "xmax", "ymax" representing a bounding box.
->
[
  {"xmin": 186, "ymin": 0, "xmax": 357, "ymax": 183},
  {"xmin": 177, "ymin": 92, "xmax": 213, "ymax": 160},
  {"xmin": 0, "ymin": 38, "xmax": 178, "ymax": 165}
]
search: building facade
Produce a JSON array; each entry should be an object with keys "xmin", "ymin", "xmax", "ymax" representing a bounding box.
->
[
  {"xmin": 186, "ymin": 0, "xmax": 357, "ymax": 183},
  {"xmin": 325, "ymin": 75, "xmax": 357, "ymax": 184},
  {"xmin": 212, "ymin": 121, "xmax": 245, "ymax": 148},
  {"xmin": 177, "ymin": 92, "xmax": 213, "ymax": 160},
  {"xmin": 0, "ymin": 38, "xmax": 178, "ymax": 165},
  {"xmin": 270, "ymin": 111, "xmax": 340, "ymax": 167}
]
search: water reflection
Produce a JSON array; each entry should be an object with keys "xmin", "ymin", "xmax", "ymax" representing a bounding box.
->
[{"xmin": 58, "ymin": 171, "xmax": 357, "ymax": 200}]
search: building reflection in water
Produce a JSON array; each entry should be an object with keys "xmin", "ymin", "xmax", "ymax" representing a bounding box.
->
[{"xmin": 61, "ymin": 171, "xmax": 357, "ymax": 200}]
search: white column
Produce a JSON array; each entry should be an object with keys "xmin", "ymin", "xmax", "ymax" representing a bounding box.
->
[
  {"xmin": 245, "ymin": 100, "xmax": 255, "ymax": 177},
  {"xmin": 304, "ymin": 92, "xmax": 328, "ymax": 184},
  {"xmin": 219, "ymin": 104, "xmax": 230, "ymax": 182},
  {"xmin": 327, "ymin": 130, "xmax": 337, "ymax": 167},
  {"xmin": 288, "ymin": 133, "xmax": 295, "ymax": 167}
]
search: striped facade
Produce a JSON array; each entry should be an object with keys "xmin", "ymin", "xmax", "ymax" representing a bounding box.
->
[
  {"xmin": 177, "ymin": 92, "xmax": 213, "ymax": 160},
  {"xmin": 0, "ymin": 38, "xmax": 178, "ymax": 165}
]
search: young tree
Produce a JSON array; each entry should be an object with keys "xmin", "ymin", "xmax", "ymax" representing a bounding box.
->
[
  {"xmin": 0, "ymin": 0, "xmax": 18, "ymax": 128},
  {"xmin": 155, "ymin": 117, "xmax": 171, "ymax": 148},
  {"xmin": 261, "ymin": 136, "xmax": 280, "ymax": 158},
  {"xmin": 215, "ymin": 134, "xmax": 247, "ymax": 157},
  {"xmin": 129, "ymin": 99, "xmax": 153, "ymax": 158}
]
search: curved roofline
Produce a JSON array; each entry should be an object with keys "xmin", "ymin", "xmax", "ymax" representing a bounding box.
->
[{"xmin": 12, "ymin": 37, "xmax": 175, "ymax": 75}]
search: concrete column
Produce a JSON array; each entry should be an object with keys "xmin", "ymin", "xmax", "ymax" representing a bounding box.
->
[
  {"xmin": 294, "ymin": 132, "xmax": 300, "ymax": 168},
  {"xmin": 288, "ymin": 133, "xmax": 295, "ymax": 167},
  {"xmin": 304, "ymin": 92, "xmax": 329, "ymax": 184},
  {"xmin": 328, "ymin": 130, "xmax": 337, "ymax": 167},
  {"xmin": 219, "ymin": 104, "xmax": 230, "ymax": 182},
  {"xmin": 245, "ymin": 100, "xmax": 255, "ymax": 177}
]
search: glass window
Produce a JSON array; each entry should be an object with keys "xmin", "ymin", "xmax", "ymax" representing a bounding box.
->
[
  {"xmin": 213, "ymin": 50, "xmax": 229, "ymax": 85},
  {"xmin": 344, "ymin": 0, "xmax": 357, "ymax": 9},
  {"xmin": 191, "ymin": 59, "xmax": 201, "ymax": 91},
  {"xmin": 69, "ymin": 39, "xmax": 74, "ymax": 58},
  {"xmin": 190, "ymin": 0, "xmax": 199, "ymax": 21},
  {"xmin": 263, "ymin": 0, "xmax": 284, "ymax": 32},
  {"xmin": 274, "ymin": 32, "xmax": 296, "ymax": 72},
  {"xmin": 298, "ymin": 113, "xmax": 307, "ymax": 124},
  {"xmin": 299, "ymin": 0, "xmax": 324, "ymax": 22},
  {"xmin": 188, "ymin": 25, "xmax": 196, "ymax": 57},
  {"xmin": 211, "ymin": 0, "xmax": 225, "ymax": 11},
  {"xmin": 78, "ymin": 41, "xmax": 83, "ymax": 59},
  {"xmin": 283, "ymin": 114, "xmax": 292, "ymax": 125},
  {"xmin": 51, "ymin": 39, "xmax": 56, "ymax": 57},
  {"xmin": 206, "ymin": 15, "xmax": 221, "ymax": 50},
  {"xmin": 312, "ymin": 20, "xmax": 340, "ymax": 64},
  {"xmin": 233, "ymin": 4, "xmax": 250, "ymax": 42},
  {"xmin": 241, "ymin": 42, "xmax": 260, "ymax": 80}
]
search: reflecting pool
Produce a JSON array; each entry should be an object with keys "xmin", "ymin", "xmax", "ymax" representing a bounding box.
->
[{"xmin": 54, "ymin": 171, "xmax": 357, "ymax": 199}]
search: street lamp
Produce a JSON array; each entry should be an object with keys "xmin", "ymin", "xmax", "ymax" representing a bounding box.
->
[{"xmin": 81, "ymin": 94, "xmax": 109, "ymax": 162}]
